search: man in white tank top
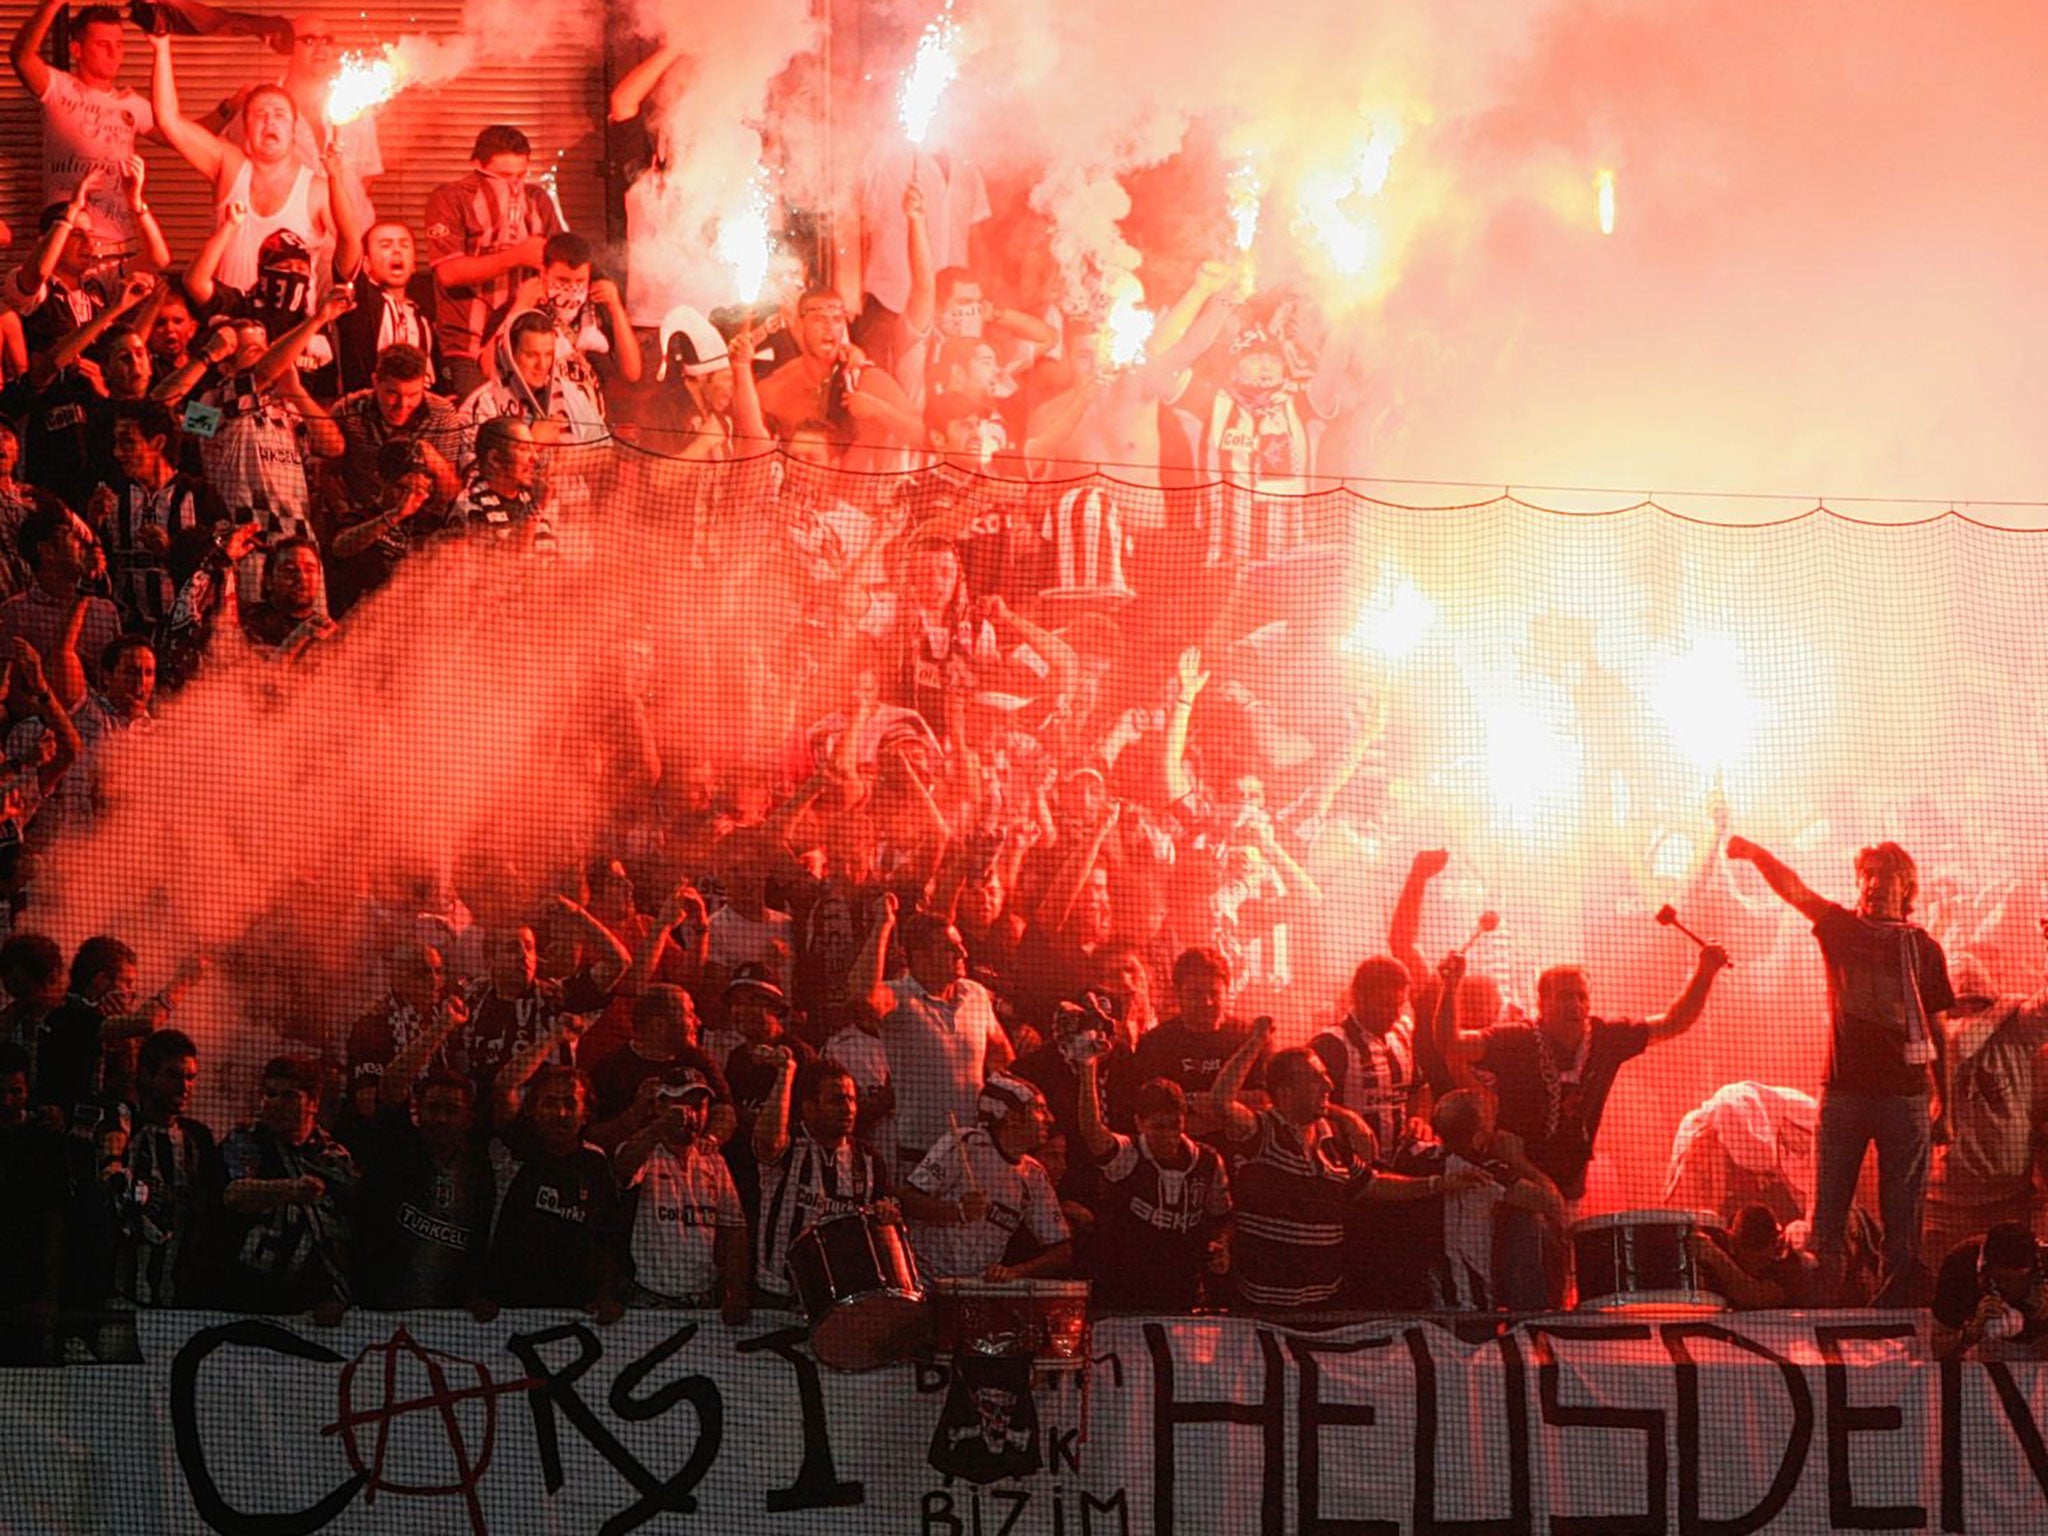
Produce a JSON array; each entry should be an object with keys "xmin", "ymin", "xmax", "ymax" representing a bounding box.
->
[
  {"xmin": 213, "ymin": 17, "xmax": 383, "ymax": 220},
  {"xmin": 148, "ymin": 30, "xmax": 360, "ymax": 294}
]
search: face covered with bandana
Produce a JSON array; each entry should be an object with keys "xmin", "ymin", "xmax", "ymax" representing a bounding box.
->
[
  {"xmin": 937, "ymin": 277, "xmax": 987, "ymax": 340},
  {"xmin": 250, "ymin": 229, "xmax": 314, "ymax": 325},
  {"xmin": 542, "ymin": 259, "xmax": 590, "ymax": 328},
  {"xmin": 1227, "ymin": 330, "xmax": 1287, "ymax": 410}
]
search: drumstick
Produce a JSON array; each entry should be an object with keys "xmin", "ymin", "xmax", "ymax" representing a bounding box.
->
[
  {"xmin": 1654, "ymin": 903, "xmax": 1734, "ymax": 970},
  {"xmin": 1455, "ymin": 910, "xmax": 1500, "ymax": 957},
  {"xmin": 946, "ymin": 1110, "xmax": 984, "ymax": 1199}
]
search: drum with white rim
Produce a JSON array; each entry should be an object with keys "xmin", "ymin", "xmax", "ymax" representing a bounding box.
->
[
  {"xmin": 788, "ymin": 1207, "xmax": 927, "ymax": 1370},
  {"xmin": 1570, "ymin": 1208, "xmax": 1729, "ymax": 1311}
]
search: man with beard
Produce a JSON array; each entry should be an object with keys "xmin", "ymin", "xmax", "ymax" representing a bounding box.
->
[
  {"xmin": 352, "ymin": 1072, "xmax": 494, "ymax": 1312},
  {"xmin": 102, "ymin": 1027, "xmax": 221, "ymax": 1308},
  {"xmin": 233, "ymin": 537, "xmax": 336, "ymax": 660},
  {"xmin": 752, "ymin": 1056, "xmax": 897, "ymax": 1306},
  {"xmin": 1726, "ymin": 835, "xmax": 1952, "ymax": 1304},
  {"xmin": 1310, "ymin": 954, "xmax": 1421, "ymax": 1157}
]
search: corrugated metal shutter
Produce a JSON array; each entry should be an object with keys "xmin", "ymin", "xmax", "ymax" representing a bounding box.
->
[{"xmin": 0, "ymin": 0, "xmax": 605, "ymax": 269}]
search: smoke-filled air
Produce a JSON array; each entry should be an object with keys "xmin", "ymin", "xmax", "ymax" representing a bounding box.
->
[{"xmin": 17, "ymin": 0, "xmax": 2048, "ymax": 1229}]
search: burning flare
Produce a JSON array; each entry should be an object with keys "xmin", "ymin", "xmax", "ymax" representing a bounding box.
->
[
  {"xmin": 1297, "ymin": 120, "xmax": 1402, "ymax": 280},
  {"xmin": 1597, "ymin": 168, "xmax": 1616, "ymax": 235},
  {"xmin": 1227, "ymin": 160, "xmax": 1263, "ymax": 253},
  {"xmin": 1101, "ymin": 273, "xmax": 1154, "ymax": 367},
  {"xmin": 328, "ymin": 49, "xmax": 399, "ymax": 127},
  {"xmin": 1647, "ymin": 632, "xmax": 1761, "ymax": 772},
  {"xmin": 715, "ymin": 182, "xmax": 775, "ymax": 304},
  {"xmin": 899, "ymin": 11, "xmax": 961, "ymax": 146},
  {"xmin": 1341, "ymin": 575, "xmax": 1437, "ymax": 663}
]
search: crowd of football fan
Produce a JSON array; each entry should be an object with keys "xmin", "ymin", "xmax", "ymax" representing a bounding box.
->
[{"xmin": 3, "ymin": 5, "xmax": 2044, "ymax": 1368}]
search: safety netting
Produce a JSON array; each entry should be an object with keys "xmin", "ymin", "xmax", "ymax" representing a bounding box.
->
[{"xmin": 11, "ymin": 442, "xmax": 2048, "ymax": 1532}]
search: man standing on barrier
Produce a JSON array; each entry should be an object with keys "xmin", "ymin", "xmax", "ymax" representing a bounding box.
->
[{"xmin": 1727, "ymin": 835, "xmax": 1953, "ymax": 1305}]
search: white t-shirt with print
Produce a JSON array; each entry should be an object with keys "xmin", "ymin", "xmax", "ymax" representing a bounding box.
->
[
  {"xmin": 39, "ymin": 68, "xmax": 154, "ymax": 250},
  {"xmin": 905, "ymin": 1124, "xmax": 1067, "ymax": 1279},
  {"xmin": 626, "ymin": 1139, "xmax": 744, "ymax": 1299}
]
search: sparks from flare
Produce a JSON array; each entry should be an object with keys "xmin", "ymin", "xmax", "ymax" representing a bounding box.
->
[
  {"xmin": 328, "ymin": 48, "xmax": 398, "ymax": 126},
  {"xmin": 1597, "ymin": 168, "xmax": 1616, "ymax": 235},
  {"xmin": 1227, "ymin": 160, "xmax": 1263, "ymax": 253},
  {"xmin": 899, "ymin": 9, "xmax": 960, "ymax": 146},
  {"xmin": 714, "ymin": 181, "xmax": 775, "ymax": 304},
  {"xmin": 1101, "ymin": 272, "xmax": 1154, "ymax": 368},
  {"xmin": 1104, "ymin": 297, "xmax": 1154, "ymax": 367}
]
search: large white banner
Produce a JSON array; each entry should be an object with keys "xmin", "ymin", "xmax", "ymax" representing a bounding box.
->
[{"xmin": 8, "ymin": 1310, "xmax": 2048, "ymax": 1531}]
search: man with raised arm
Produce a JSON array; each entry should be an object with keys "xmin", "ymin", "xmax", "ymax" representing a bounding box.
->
[
  {"xmin": 11, "ymin": 2, "xmax": 154, "ymax": 254},
  {"xmin": 1725, "ymin": 834, "xmax": 1953, "ymax": 1305},
  {"xmin": 1203, "ymin": 1020, "xmax": 1466, "ymax": 1314},
  {"xmin": 856, "ymin": 895, "xmax": 1014, "ymax": 1180},
  {"xmin": 150, "ymin": 29, "xmax": 360, "ymax": 298},
  {"xmin": 1435, "ymin": 942, "xmax": 1730, "ymax": 1212},
  {"xmin": 1074, "ymin": 1046, "xmax": 1230, "ymax": 1312}
]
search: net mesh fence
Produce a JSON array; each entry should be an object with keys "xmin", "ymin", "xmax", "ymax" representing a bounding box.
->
[{"xmin": 5, "ymin": 431, "xmax": 2044, "ymax": 1530}]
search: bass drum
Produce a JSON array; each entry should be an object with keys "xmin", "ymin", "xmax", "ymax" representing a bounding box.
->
[
  {"xmin": 788, "ymin": 1208, "xmax": 927, "ymax": 1371},
  {"xmin": 1571, "ymin": 1209, "xmax": 1729, "ymax": 1311}
]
